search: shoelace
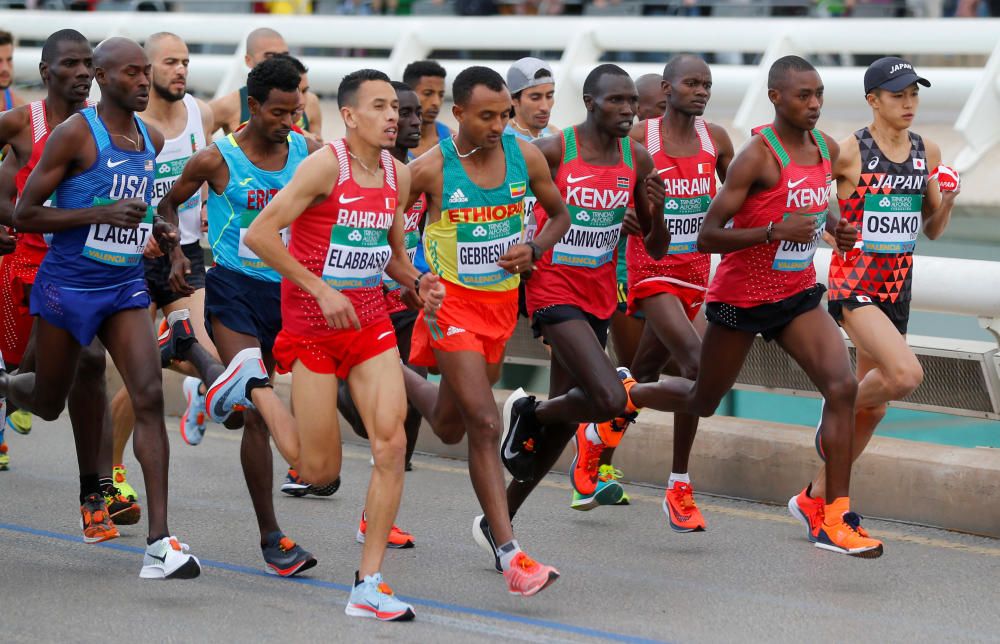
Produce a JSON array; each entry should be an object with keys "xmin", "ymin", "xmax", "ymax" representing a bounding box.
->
[
  {"xmin": 670, "ymin": 483, "xmax": 696, "ymax": 511},
  {"xmin": 515, "ymin": 552, "xmax": 539, "ymax": 571},
  {"xmin": 168, "ymin": 537, "xmax": 190, "ymax": 552},
  {"xmin": 842, "ymin": 512, "xmax": 870, "ymax": 537},
  {"xmin": 278, "ymin": 536, "xmax": 296, "ymax": 552},
  {"xmin": 583, "ymin": 439, "xmax": 605, "ymax": 478},
  {"xmin": 598, "ymin": 464, "xmax": 623, "ymax": 482},
  {"xmin": 610, "ymin": 412, "xmax": 638, "ymax": 433},
  {"xmin": 377, "ymin": 582, "xmax": 395, "ymax": 596}
]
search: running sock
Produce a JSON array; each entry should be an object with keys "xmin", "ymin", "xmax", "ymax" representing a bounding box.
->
[
  {"xmin": 165, "ymin": 309, "xmax": 197, "ymax": 356},
  {"xmin": 80, "ymin": 473, "xmax": 101, "ymax": 503},
  {"xmin": 585, "ymin": 422, "xmax": 602, "ymax": 444},
  {"xmin": 147, "ymin": 534, "xmax": 169, "ymax": 546},
  {"xmin": 668, "ymin": 472, "xmax": 690, "ymax": 489},
  {"xmin": 99, "ymin": 476, "xmax": 115, "ymax": 497},
  {"xmin": 497, "ymin": 539, "xmax": 522, "ymax": 572},
  {"xmin": 823, "ymin": 497, "xmax": 851, "ymax": 526}
]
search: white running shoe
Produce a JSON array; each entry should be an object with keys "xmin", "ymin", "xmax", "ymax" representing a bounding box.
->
[{"xmin": 139, "ymin": 536, "xmax": 201, "ymax": 580}]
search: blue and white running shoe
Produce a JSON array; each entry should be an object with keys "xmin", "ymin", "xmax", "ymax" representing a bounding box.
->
[
  {"xmin": 205, "ymin": 348, "xmax": 268, "ymax": 423},
  {"xmin": 345, "ymin": 572, "xmax": 415, "ymax": 621},
  {"xmin": 180, "ymin": 377, "xmax": 208, "ymax": 446}
]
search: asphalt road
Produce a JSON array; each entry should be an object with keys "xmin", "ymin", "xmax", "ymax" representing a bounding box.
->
[{"xmin": 2, "ymin": 414, "xmax": 999, "ymax": 643}]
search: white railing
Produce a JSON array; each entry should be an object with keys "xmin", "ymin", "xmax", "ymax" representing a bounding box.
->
[{"xmin": 2, "ymin": 11, "xmax": 998, "ymax": 172}]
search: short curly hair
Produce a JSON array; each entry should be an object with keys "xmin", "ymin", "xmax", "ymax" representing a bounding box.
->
[{"xmin": 247, "ymin": 55, "xmax": 301, "ymax": 105}]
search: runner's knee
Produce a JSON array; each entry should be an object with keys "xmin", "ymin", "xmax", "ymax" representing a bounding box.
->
[
  {"xmin": 76, "ymin": 344, "xmax": 107, "ymax": 379},
  {"xmin": 129, "ymin": 378, "xmax": 165, "ymax": 420},
  {"xmin": 590, "ymin": 382, "xmax": 627, "ymax": 420},
  {"xmin": 298, "ymin": 455, "xmax": 340, "ymax": 486},
  {"xmin": 32, "ymin": 392, "xmax": 66, "ymax": 421},
  {"xmin": 885, "ymin": 361, "xmax": 923, "ymax": 399},
  {"xmin": 465, "ymin": 410, "xmax": 502, "ymax": 446},
  {"xmin": 823, "ymin": 373, "xmax": 859, "ymax": 411},
  {"xmin": 371, "ymin": 428, "xmax": 407, "ymax": 469}
]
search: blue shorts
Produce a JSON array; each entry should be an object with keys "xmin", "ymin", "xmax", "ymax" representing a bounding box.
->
[
  {"xmin": 205, "ymin": 264, "xmax": 281, "ymax": 354},
  {"xmin": 29, "ymin": 277, "xmax": 150, "ymax": 347}
]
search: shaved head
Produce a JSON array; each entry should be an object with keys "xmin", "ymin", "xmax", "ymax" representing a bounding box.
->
[
  {"xmin": 245, "ymin": 28, "xmax": 287, "ymax": 68},
  {"xmin": 636, "ymin": 73, "xmax": 661, "ymax": 93},
  {"xmin": 663, "ymin": 54, "xmax": 707, "ymax": 83},
  {"xmin": 94, "ymin": 37, "xmax": 145, "ymax": 72},
  {"xmin": 144, "ymin": 31, "xmax": 183, "ymax": 59}
]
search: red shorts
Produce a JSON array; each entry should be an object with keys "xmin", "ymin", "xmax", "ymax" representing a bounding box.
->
[
  {"xmin": 409, "ymin": 281, "xmax": 518, "ymax": 367},
  {"xmin": 0, "ymin": 245, "xmax": 45, "ymax": 365},
  {"xmin": 626, "ymin": 278, "xmax": 706, "ymax": 321},
  {"xmin": 272, "ymin": 317, "xmax": 397, "ymax": 379}
]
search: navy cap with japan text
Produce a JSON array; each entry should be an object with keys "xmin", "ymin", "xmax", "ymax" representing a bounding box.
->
[{"xmin": 864, "ymin": 56, "xmax": 931, "ymax": 94}]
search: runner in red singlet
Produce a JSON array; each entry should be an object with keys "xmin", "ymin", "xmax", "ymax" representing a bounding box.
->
[{"xmin": 245, "ymin": 69, "xmax": 444, "ymax": 621}]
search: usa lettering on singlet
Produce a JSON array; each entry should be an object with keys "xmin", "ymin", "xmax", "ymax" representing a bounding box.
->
[
  {"xmin": 207, "ymin": 131, "xmax": 309, "ymax": 282},
  {"xmin": 150, "ymin": 94, "xmax": 208, "ymax": 246},
  {"xmin": 424, "ymin": 133, "xmax": 528, "ymax": 292}
]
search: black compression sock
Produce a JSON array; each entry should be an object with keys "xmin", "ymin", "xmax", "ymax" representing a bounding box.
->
[
  {"xmin": 80, "ymin": 473, "xmax": 101, "ymax": 504},
  {"xmin": 99, "ymin": 477, "xmax": 115, "ymax": 497},
  {"xmin": 147, "ymin": 534, "xmax": 169, "ymax": 545}
]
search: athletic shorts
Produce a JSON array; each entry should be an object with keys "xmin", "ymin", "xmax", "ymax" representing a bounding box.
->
[
  {"xmin": 531, "ymin": 304, "xmax": 611, "ymax": 349},
  {"xmin": 205, "ymin": 264, "xmax": 281, "ymax": 354},
  {"xmin": 390, "ymin": 308, "xmax": 418, "ymax": 362},
  {"xmin": 626, "ymin": 278, "xmax": 705, "ymax": 321},
  {"xmin": 409, "ymin": 281, "xmax": 519, "ymax": 367},
  {"xmin": 0, "ymin": 258, "xmax": 35, "ymax": 365},
  {"xmin": 144, "ymin": 242, "xmax": 208, "ymax": 309},
  {"xmin": 616, "ymin": 280, "xmax": 645, "ymax": 320},
  {"xmin": 828, "ymin": 297, "xmax": 909, "ymax": 335},
  {"xmin": 273, "ymin": 317, "xmax": 397, "ymax": 379},
  {"xmin": 705, "ymin": 283, "xmax": 826, "ymax": 342},
  {"xmin": 29, "ymin": 277, "xmax": 150, "ymax": 347}
]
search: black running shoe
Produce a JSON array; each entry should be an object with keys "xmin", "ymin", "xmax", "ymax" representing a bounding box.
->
[
  {"xmin": 158, "ymin": 310, "xmax": 197, "ymax": 368},
  {"xmin": 500, "ymin": 388, "xmax": 541, "ymax": 483},
  {"xmin": 472, "ymin": 514, "xmax": 502, "ymax": 573},
  {"xmin": 280, "ymin": 468, "xmax": 340, "ymax": 497},
  {"xmin": 261, "ymin": 531, "xmax": 317, "ymax": 577}
]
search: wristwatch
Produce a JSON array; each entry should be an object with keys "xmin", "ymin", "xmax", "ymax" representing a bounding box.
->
[{"xmin": 526, "ymin": 241, "xmax": 543, "ymax": 261}]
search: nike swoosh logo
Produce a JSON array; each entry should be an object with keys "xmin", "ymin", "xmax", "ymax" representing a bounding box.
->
[
  {"xmin": 787, "ymin": 177, "xmax": 807, "ymax": 189},
  {"xmin": 149, "ymin": 552, "xmax": 167, "ymax": 563},
  {"xmin": 339, "ymin": 195, "xmax": 364, "ymax": 204},
  {"xmin": 107, "ymin": 159, "xmax": 128, "ymax": 168},
  {"xmin": 566, "ymin": 174, "xmax": 593, "ymax": 185},
  {"xmin": 239, "ymin": 177, "xmax": 253, "ymax": 186},
  {"xmin": 657, "ymin": 166, "xmax": 677, "ymax": 175},
  {"xmin": 377, "ymin": 331, "xmax": 393, "ymax": 341},
  {"xmin": 502, "ymin": 418, "xmax": 522, "ymax": 460}
]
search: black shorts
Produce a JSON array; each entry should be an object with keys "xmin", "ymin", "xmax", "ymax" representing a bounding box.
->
[
  {"xmin": 390, "ymin": 308, "xmax": 418, "ymax": 362},
  {"xmin": 204, "ymin": 264, "xmax": 281, "ymax": 353},
  {"xmin": 144, "ymin": 242, "xmax": 208, "ymax": 309},
  {"xmin": 706, "ymin": 283, "xmax": 826, "ymax": 342},
  {"xmin": 828, "ymin": 297, "xmax": 909, "ymax": 335},
  {"xmin": 531, "ymin": 304, "xmax": 611, "ymax": 349}
]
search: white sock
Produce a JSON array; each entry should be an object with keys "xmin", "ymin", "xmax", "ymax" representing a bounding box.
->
[
  {"xmin": 585, "ymin": 423, "xmax": 601, "ymax": 444},
  {"xmin": 498, "ymin": 539, "xmax": 521, "ymax": 571},
  {"xmin": 166, "ymin": 308, "xmax": 190, "ymax": 326},
  {"xmin": 669, "ymin": 472, "xmax": 690, "ymax": 489}
]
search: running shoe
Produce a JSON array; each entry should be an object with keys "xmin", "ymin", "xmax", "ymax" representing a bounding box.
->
[
  {"xmin": 570, "ymin": 422, "xmax": 605, "ymax": 497},
  {"xmin": 180, "ymin": 376, "xmax": 208, "ymax": 446},
  {"xmin": 599, "ymin": 465, "xmax": 631, "ymax": 505},
  {"xmin": 787, "ymin": 485, "xmax": 824, "ymax": 543},
  {"xmin": 280, "ymin": 469, "xmax": 341, "ymax": 497},
  {"xmin": 815, "ymin": 512, "xmax": 883, "ymax": 558},
  {"xmin": 261, "ymin": 531, "xmax": 317, "ymax": 577},
  {"xmin": 6, "ymin": 408, "xmax": 31, "ymax": 435},
  {"xmin": 205, "ymin": 347, "xmax": 268, "ymax": 423},
  {"xmin": 356, "ymin": 510, "xmax": 415, "ymax": 549},
  {"xmin": 345, "ymin": 572, "xmax": 415, "ymax": 622},
  {"xmin": 104, "ymin": 489, "xmax": 141, "ymax": 526},
  {"xmin": 140, "ymin": 536, "xmax": 202, "ymax": 579},
  {"xmin": 113, "ymin": 464, "xmax": 139, "ymax": 503},
  {"xmin": 0, "ymin": 440, "xmax": 8, "ymax": 472},
  {"xmin": 158, "ymin": 310, "xmax": 197, "ymax": 367},
  {"xmin": 617, "ymin": 366, "xmax": 641, "ymax": 413},
  {"xmin": 80, "ymin": 493, "xmax": 119, "ymax": 544},
  {"xmin": 472, "ymin": 514, "xmax": 502, "ymax": 573},
  {"xmin": 500, "ymin": 388, "xmax": 541, "ymax": 483},
  {"xmin": 570, "ymin": 476, "xmax": 624, "ymax": 511},
  {"xmin": 617, "ymin": 490, "xmax": 631, "ymax": 505},
  {"xmin": 504, "ymin": 551, "xmax": 560, "ymax": 597},
  {"xmin": 663, "ymin": 481, "xmax": 706, "ymax": 532}
]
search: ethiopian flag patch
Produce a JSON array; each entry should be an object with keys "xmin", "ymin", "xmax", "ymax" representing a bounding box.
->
[{"xmin": 509, "ymin": 181, "xmax": 526, "ymax": 199}]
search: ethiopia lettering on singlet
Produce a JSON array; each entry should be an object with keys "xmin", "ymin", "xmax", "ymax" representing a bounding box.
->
[{"xmin": 452, "ymin": 201, "xmax": 523, "ymax": 287}]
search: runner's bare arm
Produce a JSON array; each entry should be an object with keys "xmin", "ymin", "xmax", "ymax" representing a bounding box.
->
[
  {"xmin": 14, "ymin": 115, "xmax": 146, "ymax": 232},
  {"xmin": 208, "ymin": 91, "xmax": 239, "ymax": 136},
  {"xmin": 833, "ymin": 133, "xmax": 861, "ymax": 200},
  {"xmin": 632, "ymin": 143, "xmax": 668, "ymax": 259},
  {"xmin": 532, "ymin": 135, "xmax": 562, "ymax": 180},
  {"xmin": 627, "ymin": 119, "xmax": 647, "ymax": 146},
  {"xmin": 0, "ymin": 151, "xmax": 18, "ymax": 226},
  {"xmin": 158, "ymin": 145, "xmax": 226, "ymax": 230},
  {"xmin": 0, "ymin": 106, "xmax": 30, "ymax": 158},
  {"xmin": 708, "ymin": 123, "xmax": 735, "ymax": 182},
  {"xmin": 921, "ymin": 138, "xmax": 958, "ymax": 240},
  {"xmin": 405, "ymin": 148, "xmax": 443, "ymax": 217},
  {"xmin": 305, "ymin": 92, "xmax": 323, "ymax": 142},
  {"xmin": 144, "ymin": 121, "xmax": 166, "ymax": 157},
  {"xmin": 819, "ymin": 137, "xmax": 856, "ymax": 252}
]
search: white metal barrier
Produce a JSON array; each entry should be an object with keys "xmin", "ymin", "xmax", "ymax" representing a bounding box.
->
[{"xmin": 1, "ymin": 11, "xmax": 998, "ymax": 172}]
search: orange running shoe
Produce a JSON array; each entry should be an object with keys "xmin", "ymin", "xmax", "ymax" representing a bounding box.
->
[
  {"xmin": 662, "ymin": 481, "xmax": 706, "ymax": 532},
  {"xmin": 104, "ymin": 489, "xmax": 141, "ymax": 526},
  {"xmin": 787, "ymin": 485, "xmax": 824, "ymax": 543},
  {"xmin": 570, "ymin": 423, "xmax": 606, "ymax": 496},
  {"xmin": 356, "ymin": 510, "xmax": 415, "ymax": 549},
  {"xmin": 815, "ymin": 501, "xmax": 883, "ymax": 558},
  {"xmin": 80, "ymin": 493, "xmax": 119, "ymax": 544},
  {"xmin": 503, "ymin": 551, "xmax": 560, "ymax": 597}
]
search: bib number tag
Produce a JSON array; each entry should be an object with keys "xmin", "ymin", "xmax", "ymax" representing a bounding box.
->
[
  {"xmin": 383, "ymin": 232, "xmax": 420, "ymax": 292},
  {"xmin": 664, "ymin": 195, "xmax": 710, "ymax": 254},
  {"xmin": 772, "ymin": 212, "xmax": 825, "ymax": 272},
  {"xmin": 552, "ymin": 205, "xmax": 623, "ymax": 268},
  {"xmin": 82, "ymin": 197, "xmax": 154, "ymax": 266},
  {"xmin": 238, "ymin": 210, "xmax": 288, "ymax": 268},
  {"xmin": 323, "ymin": 225, "xmax": 391, "ymax": 289},
  {"xmin": 456, "ymin": 215, "xmax": 521, "ymax": 287},
  {"xmin": 522, "ymin": 195, "xmax": 538, "ymax": 243},
  {"xmin": 861, "ymin": 194, "xmax": 922, "ymax": 254}
]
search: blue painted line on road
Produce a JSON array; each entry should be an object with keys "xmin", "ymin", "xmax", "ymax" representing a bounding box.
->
[{"xmin": 1, "ymin": 521, "xmax": 669, "ymax": 644}]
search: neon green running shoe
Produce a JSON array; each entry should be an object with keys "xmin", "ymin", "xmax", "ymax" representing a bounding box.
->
[
  {"xmin": 570, "ymin": 476, "xmax": 624, "ymax": 511},
  {"xmin": 113, "ymin": 464, "xmax": 139, "ymax": 503},
  {"xmin": 6, "ymin": 408, "xmax": 32, "ymax": 435},
  {"xmin": 0, "ymin": 440, "xmax": 9, "ymax": 471},
  {"xmin": 598, "ymin": 465, "xmax": 631, "ymax": 506}
]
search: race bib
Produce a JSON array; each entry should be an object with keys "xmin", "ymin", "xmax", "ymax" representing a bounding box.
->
[
  {"xmin": 383, "ymin": 230, "xmax": 420, "ymax": 292},
  {"xmin": 323, "ymin": 224, "xmax": 391, "ymax": 290},
  {"xmin": 772, "ymin": 212, "xmax": 825, "ymax": 272},
  {"xmin": 522, "ymin": 195, "xmax": 538, "ymax": 243},
  {"xmin": 551, "ymin": 205, "xmax": 623, "ymax": 268},
  {"xmin": 82, "ymin": 197, "xmax": 154, "ymax": 266},
  {"xmin": 861, "ymin": 194, "xmax": 922, "ymax": 253},
  {"xmin": 456, "ymin": 215, "xmax": 521, "ymax": 287},
  {"xmin": 664, "ymin": 195, "xmax": 711, "ymax": 254},
  {"xmin": 238, "ymin": 209, "xmax": 289, "ymax": 268}
]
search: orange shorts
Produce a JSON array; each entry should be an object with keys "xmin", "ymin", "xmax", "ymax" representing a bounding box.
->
[
  {"xmin": 409, "ymin": 281, "xmax": 518, "ymax": 367},
  {"xmin": 273, "ymin": 317, "xmax": 397, "ymax": 379},
  {"xmin": 627, "ymin": 278, "xmax": 706, "ymax": 321}
]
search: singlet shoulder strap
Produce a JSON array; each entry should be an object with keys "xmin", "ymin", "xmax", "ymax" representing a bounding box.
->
[
  {"xmin": 82, "ymin": 107, "xmax": 110, "ymax": 152},
  {"xmin": 381, "ymin": 149, "xmax": 397, "ymax": 192},
  {"xmin": 645, "ymin": 117, "xmax": 661, "ymax": 156},
  {"xmin": 238, "ymin": 86, "xmax": 250, "ymax": 125},
  {"xmin": 811, "ymin": 129, "xmax": 830, "ymax": 161},
  {"xmin": 621, "ymin": 135, "xmax": 633, "ymax": 170},
  {"xmin": 562, "ymin": 126, "xmax": 577, "ymax": 164},
  {"xmin": 29, "ymin": 100, "xmax": 47, "ymax": 143},
  {"xmin": 694, "ymin": 117, "xmax": 716, "ymax": 157},
  {"xmin": 331, "ymin": 139, "xmax": 351, "ymax": 186},
  {"xmin": 135, "ymin": 115, "xmax": 154, "ymax": 152},
  {"xmin": 756, "ymin": 125, "xmax": 790, "ymax": 169}
]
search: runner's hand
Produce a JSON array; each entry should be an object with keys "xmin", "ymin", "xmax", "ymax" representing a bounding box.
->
[
  {"xmin": 417, "ymin": 272, "xmax": 445, "ymax": 315},
  {"xmin": 143, "ymin": 236, "xmax": 163, "ymax": 259},
  {"xmin": 153, "ymin": 219, "xmax": 180, "ymax": 257},
  {"xmin": 0, "ymin": 227, "xmax": 15, "ymax": 256},
  {"xmin": 99, "ymin": 198, "xmax": 147, "ymax": 228},
  {"xmin": 400, "ymin": 286, "xmax": 423, "ymax": 311},
  {"xmin": 622, "ymin": 207, "xmax": 642, "ymax": 236},
  {"xmin": 833, "ymin": 217, "xmax": 857, "ymax": 254},
  {"xmin": 318, "ymin": 287, "xmax": 361, "ymax": 330},
  {"xmin": 499, "ymin": 243, "xmax": 534, "ymax": 274},
  {"xmin": 168, "ymin": 248, "xmax": 195, "ymax": 297},
  {"xmin": 645, "ymin": 172, "xmax": 666, "ymax": 213},
  {"xmin": 773, "ymin": 210, "xmax": 816, "ymax": 244}
]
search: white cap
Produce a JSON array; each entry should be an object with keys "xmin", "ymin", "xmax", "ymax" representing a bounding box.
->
[{"xmin": 507, "ymin": 57, "xmax": 554, "ymax": 95}]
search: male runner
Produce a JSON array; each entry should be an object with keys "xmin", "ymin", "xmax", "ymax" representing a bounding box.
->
[
  {"xmin": 503, "ymin": 64, "xmax": 668, "ymax": 517},
  {"xmin": 108, "ymin": 33, "xmax": 217, "ymax": 510},
  {"xmin": 209, "ymin": 28, "xmax": 321, "ymax": 138},
  {"xmin": 402, "ymin": 66, "xmax": 570, "ymax": 595},
  {"xmin": 1, "ymin": 37, "xmax": 203, "ymax": 577},
  {"xmin": 245, "ymin": 69, "xmax": 445, "ymax": 621},
  {"xmin": 0, "ymin": 30, "xmax": 24, "ymax": 110},
  {"xmin": 157, "ymin": 55, "xmax": 318, "ymax": 576},
  {"xmin": 628, "ymin": 56, "xmax": 883, "ymax": 558},
  {"xmin": 791, "ymin": 57, "xmax": 959, "ymax": 529},
  {"xmin": 0, "ymin": 30, "xmax": 139, "ymax": 531},
  {"xmin": 579, "ymin": 55, "xmax": 735, "ymax": 528},
  {"xmin": 636, "ymin": 73, "xmax": 667, "ymax": 122},
  {"xmin": 505, "ymin": 57, "xmax": 559, "ymax": 141},
  {"xmin": 403, "ymin": 60, "xmax": 453, "ymax": 157}
]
